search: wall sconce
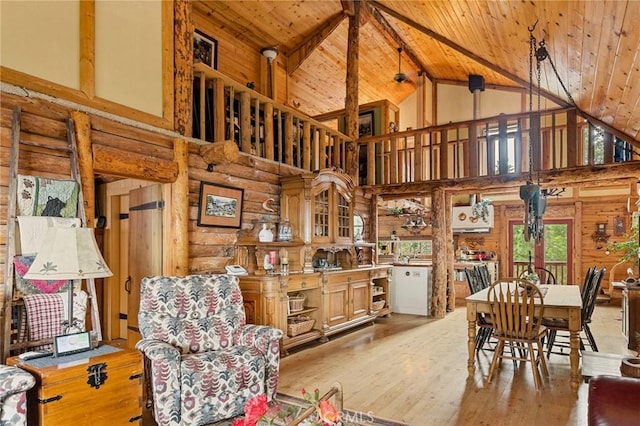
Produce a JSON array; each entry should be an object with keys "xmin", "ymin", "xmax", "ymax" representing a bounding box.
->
[
  {"xmin": 592, "ymin": 222, "xmax": 610, "ymax": 249},
  {"xmin": 260, "ymin": 47, "xmax": 278, "ymax": 63},
  {"xmin": 261, "ymin": 47, "xmax": 278, "ymax": 99}
]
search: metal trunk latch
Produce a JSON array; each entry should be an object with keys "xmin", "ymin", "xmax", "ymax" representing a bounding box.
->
[{"xmin": 87, "ymin": 362, "xmax": 108, "ymax": 389}]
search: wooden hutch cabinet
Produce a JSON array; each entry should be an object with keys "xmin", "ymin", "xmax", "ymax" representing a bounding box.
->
[{"xmin": 237, "ymin": 169, "xmax": 392, "ymax": 354}]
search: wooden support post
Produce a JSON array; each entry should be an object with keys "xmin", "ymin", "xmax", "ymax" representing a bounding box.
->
[
  {"xmin": 172, "ymin": 138, "xmax": 189, "ymax": 275},
  {"xmin": 240, "ymin": 91, "xmax": 251, "ymax": 153},
  {"xmin": 318, "ymin": 128, "xmax": 327, "ymax": 169},
  {"xmin": 284, "ymin": 112, "xmax": 293, "ymax": 165},
  {"xmin": 344, "ymin": 1, "xmax": 360, "ymax": 182},
  {"xmin": 431, "ymin": 186, "xmax": 447, "ymax": 319},
  {"xmin": 173, "ymin": 0, "xmax": 192, "ymax": 136},
  {"xmin": 498, "ymin": 115, "xmax": 508, "ymax": 175},
  {"xmin": 71, "ymin": 111, "xmax": 95, "ymax": 228},
  {"xmin": 390, "ymin": 135, "xmax": 398, "ymax": 184},
  {"xmin": 213, "ymin": 78, "xmax": 225, "ymax": 142},
  {"xmin": 439, "ymin": 130, "xmax": 448, "ymax": 179},
  {"xmin": 566, "ymin": 108, "xmax": 578, "ymax": 167},
  {"xmin": 79, "ymin": 1, "xmax": 95, "ymax": 99},
  {"xmin": 264, "ymin": 103, "xmax": 274, "ymax": 161},
  {"xmin": 468, "ymin": 123, "xmax": 478, "ymax": 177},
  {"xmin": 367, "ymin": 141, "xmax": 376, "ymax": 186},
  {"xmin": 197, "ymin": 71, "xmax": 206, "ymax": 141},
  {"xmin": 303, "ymin": 120, "xmax": 311, "ymax": 170}
]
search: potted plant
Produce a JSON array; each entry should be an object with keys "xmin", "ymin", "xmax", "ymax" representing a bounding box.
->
[{"xmin": 472, "ymin": 198, "xmax": 492, "ymax": 223}]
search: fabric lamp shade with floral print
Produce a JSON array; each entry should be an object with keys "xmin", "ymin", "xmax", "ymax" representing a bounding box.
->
[{"xmin": 24, "ymin": 227, "xmax": 112, "ymax": 334}]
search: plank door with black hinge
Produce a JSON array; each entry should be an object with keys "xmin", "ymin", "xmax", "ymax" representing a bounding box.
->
[{"xmin": 127, "ymin": 185, "xmax": 163, "ymax": 348}]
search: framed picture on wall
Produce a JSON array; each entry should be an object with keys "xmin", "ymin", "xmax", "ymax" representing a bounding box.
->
[
  {"xmin": 358, "ymin": 111, "xmax": 374, "ymax": 137},
  {"xmin": 197, "ymin": 182, "xmax": 244, "ymax": 228},
  {"xmin": 193, "ymin": 29, "xmax": 218, "ymax": 69}
]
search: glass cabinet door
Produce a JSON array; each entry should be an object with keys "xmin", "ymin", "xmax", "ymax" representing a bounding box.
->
[
  {"xmin": 313, "ymin": 188, "xmax": 330, "ymax": 238},
  {"xmin": 336, "ymin": 191, "xmax": 351, "ymax": 240}
]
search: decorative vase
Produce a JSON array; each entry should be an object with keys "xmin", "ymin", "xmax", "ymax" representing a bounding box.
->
[{"xmin": 258, "ymin": 223, "xmax": 274, "ymax": 242}]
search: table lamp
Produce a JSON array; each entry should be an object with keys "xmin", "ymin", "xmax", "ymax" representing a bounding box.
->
[{"xmin": 24, "ymin": 227, "xmax": 112, "ymax": 337}]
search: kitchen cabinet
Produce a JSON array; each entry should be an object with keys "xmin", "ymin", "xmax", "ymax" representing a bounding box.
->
[
  {"xmin": 622, "ymin": 285, "xmax": 640, "ymax": 350},
  {"xmin": 239, "ymin": 266, "xmax": 391, "ymax": 353},
  {"xmin": 239, "ymin": 273, "xmax": 323, "ymax": 354},
  {"xmin": 322, "ymin": 270, "xmax": 371, "ymax": 335}
]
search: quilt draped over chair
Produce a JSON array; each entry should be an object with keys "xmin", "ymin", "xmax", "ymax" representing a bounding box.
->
[{"xmin": 136, "ymin": 274, "xmax": 283, "ymax": 426}]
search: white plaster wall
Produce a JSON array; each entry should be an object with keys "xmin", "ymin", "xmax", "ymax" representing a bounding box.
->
[
  {"xmin": 95, "ymin": 0, "xmax": 162, "ymax": 116},
  {"xmin": 437, "ymin": 84, "xmax": 524, "ymax": 124},
  {"xmin": 1, "ymin": 1, "xmax": 80, "ymax": 89}
]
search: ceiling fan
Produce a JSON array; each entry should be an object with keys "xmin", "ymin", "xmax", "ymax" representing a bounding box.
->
[{"xmin": 394, "ymin": 46, "xmax": 409, "ymax": 83}]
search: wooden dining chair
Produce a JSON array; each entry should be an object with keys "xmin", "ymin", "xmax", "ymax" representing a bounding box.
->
[
  {"xmin": 486, "ymin": 278, "xmax": 549, "ymax": 390},
  {"xmin": 544, "ymin": 266, "xmax": 606, "ymax": 356},
  {"xmin": 465, "ymin": 268, "xmax": 493, "ymax": 352}
]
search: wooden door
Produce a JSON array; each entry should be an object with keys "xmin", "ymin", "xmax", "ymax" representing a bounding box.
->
[
  {"xmin": 509, "ymin": 219, "xmax": 573, "ymax": 284},
  {"xmin": 127, "ymin": 185, "xmax": 163, "ymax": 347}
]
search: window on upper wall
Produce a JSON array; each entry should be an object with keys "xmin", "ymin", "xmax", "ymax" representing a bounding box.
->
[{"xmin": 377, "ymin": 240, "xmax": 433, "ymax": 256}]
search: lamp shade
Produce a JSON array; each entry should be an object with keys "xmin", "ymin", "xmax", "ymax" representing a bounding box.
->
[{"xmin": 24, "ymin": 227, "xmax": 112, "ymax": 280}]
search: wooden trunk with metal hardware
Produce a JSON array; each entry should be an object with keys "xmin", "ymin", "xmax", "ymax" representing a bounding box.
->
[{"xmin": 7, "ymin": 346, "xmax": 143, "ymax": 425}]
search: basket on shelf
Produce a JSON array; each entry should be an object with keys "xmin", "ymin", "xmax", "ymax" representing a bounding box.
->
[
  {"xmin": 287, "ymin": 315, "xmax": 315, "ymax": 337},
  {"xmin": 372, "ymin": 300, "xmax": 386, "ymax": 311},
  {"xmin": 288, "ymin": 294, "xmax": 306, "ymax": 312}
]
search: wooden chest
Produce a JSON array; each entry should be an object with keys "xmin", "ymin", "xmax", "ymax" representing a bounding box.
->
[{"xmin": 8, "ymin": 345, "xmax": 143, "ymax": 426}]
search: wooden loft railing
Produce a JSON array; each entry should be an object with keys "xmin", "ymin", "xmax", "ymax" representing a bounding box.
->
[
  {"xmin": 193, "ymin": 63, "xmax": 353, "ymax": 171},
  {"xmin": 358, "ymin": 107, "xmax": 637, "ymax": 186}
]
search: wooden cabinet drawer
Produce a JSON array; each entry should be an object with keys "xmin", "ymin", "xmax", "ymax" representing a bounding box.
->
[
  {"xmin": 288, "ymin": 275, "xmax": 319, "ymax": 291},
  {"xmin": 371, "ymin": 267, "xmax": 390, "ymax": 279},
  {"xmin": 325, "ymin": 270, "xmax": 369, "ymax": 286}
]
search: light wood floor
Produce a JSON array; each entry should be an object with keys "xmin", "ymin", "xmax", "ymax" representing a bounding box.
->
[{"xmin": 277, "ymin": 301, "xmax": 633, "ymax": 425}]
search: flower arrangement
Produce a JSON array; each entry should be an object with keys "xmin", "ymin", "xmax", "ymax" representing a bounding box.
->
[
  {"xmin": 231, "ymin": 389, "xmax": 341, "ymax": 426},
  {"xmin": 523, "ymin": 272, "xmax": 540, "ymax": 283},
  {"xmin": 232, "ymin": 394, "xmax": 269, "ymax": 426}
]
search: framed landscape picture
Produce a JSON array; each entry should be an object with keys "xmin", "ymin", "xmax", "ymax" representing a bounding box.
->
[
  {"xmin": 193, "ymin": 29, "xmax": 218, "ymax": 69},
  {"xmin": 197, "ymin": 182, "xmax": 243, "ymax": 228}
]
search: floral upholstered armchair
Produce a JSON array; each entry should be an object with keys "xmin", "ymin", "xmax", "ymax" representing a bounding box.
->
[
  {"xmin": 0, "ymin": 364, "xmax": 35, "ymax": 426},
  {"xmin": 136, "ymin": 274, "xmax": 283, "ymax": 426}
]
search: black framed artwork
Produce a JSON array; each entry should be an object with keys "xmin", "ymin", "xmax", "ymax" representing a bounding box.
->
[{"xmin": 193, "ymin": 29, "xmax": 218, "ymax": 69}]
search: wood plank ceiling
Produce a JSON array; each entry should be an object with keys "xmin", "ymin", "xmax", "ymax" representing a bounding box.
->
[{"xmin": 194, "ymin": 0, "xmax": 640, "ymax": 143}]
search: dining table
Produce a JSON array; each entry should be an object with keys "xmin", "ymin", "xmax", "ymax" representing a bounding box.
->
[{"xmin": 466, "ymin": 284, "xmax": 583, "ymax": 392}]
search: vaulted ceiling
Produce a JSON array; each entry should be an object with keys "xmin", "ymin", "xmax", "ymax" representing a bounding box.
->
[{"xmin": 195, "ymin": 1, "xmax": 640, "ymax": 143}]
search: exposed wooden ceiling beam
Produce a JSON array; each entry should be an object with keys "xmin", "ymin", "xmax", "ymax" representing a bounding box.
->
[
  {"xmin": 368, "ymin": 1, "xmax": 571, "ymax": 108},
  {"xmin": 363, "ymin": 2, "xmax": 433, "ymax": 81},
  {"xmin": 287, "ymin": 12, "xmax": 347, "ymax": 75},
  {"xmin": 341, "ymin": 0, "xmax": 355, "ymax": 17},
  {"xmin": 367, "ymin": 161, "xmax": 640, "ymax": 200}
]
